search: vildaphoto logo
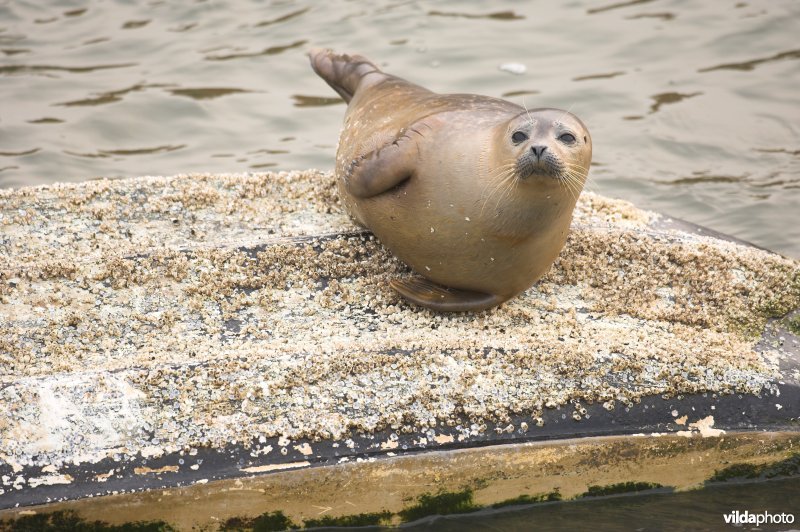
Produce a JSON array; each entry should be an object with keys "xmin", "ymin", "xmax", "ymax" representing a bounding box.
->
[{"xmin": 723, "ymin": 510, "xmax": 795, "ymax": 526}]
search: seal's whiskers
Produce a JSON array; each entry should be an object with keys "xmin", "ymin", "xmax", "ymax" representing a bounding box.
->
[
  {"xmin": 564, "ymin": 162, "xmax": 596, "ymax": 194},
  {"xmin": 480, "ymin": 163, "xmax": 517, "ymax": 219},
  {"xmin": 560, "ymin": 166, "xmax": 588, "ymax": 202},
  {"xmin": 522, "ymin": 96, "xmax": 536, "ymax": 127}
]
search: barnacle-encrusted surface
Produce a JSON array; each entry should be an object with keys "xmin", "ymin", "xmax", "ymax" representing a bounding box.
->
[{"xmin": 1, "ymin": 171, "xmax": 798, "ymax": 477}]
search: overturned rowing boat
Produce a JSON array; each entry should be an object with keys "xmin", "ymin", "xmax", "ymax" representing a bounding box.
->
[{"xmin": 1, "ymin": 171, "xmax": 798, "ymax": 528}]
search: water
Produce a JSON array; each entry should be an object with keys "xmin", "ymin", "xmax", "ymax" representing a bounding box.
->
[
  {"xmin": 1, "ymin": 0, "xmax": 798, "ymax": 257},
  {"xmin": 399, "ymin": 477, "xmax": 800, "ymax": 532}
]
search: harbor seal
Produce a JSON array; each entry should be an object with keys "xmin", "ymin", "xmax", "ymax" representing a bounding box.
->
[{"xmin": 309, "ymin": 49, "xmax": 592, "ymax": 312}]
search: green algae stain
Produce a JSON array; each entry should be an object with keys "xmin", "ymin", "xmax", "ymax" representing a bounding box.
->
[
  {"xmin": 220, "ymin": 487, "xmax": 560, "ymax": 529},
  {"xmin": 707, "ymin": 453, "xmax": 800, "ymax": 483},
  {"xmin": 581, "ymin": 481, "xmax": 665, "ymax": 497},
  {"xmin": 763, "ymin": 272, "xmax": 800, "ymax": 318},
  {"xmin": 0, "ymin": 510, "xmax": 174, "ymax": 532},
  {"xmin": 745, "ymin": 272, "xmax": 800, "ymax": 338},
  {"xmin": 221, "ymin": 509, "xmax": 393, "ymax": 530},
  {"xmin": 220, "ymin": 511, "xmax": 295, "ymax": 532},
  {"xmin": 302, "ymin": 511, "xmax": 393, "ymax": 528},
  {"xmin": 398, "ymin": 488, "xmax": 480, "ymax": 522},
  {"xmin": 491, "ymin": 490, "xmax": 562, "ymax": 508},
  {"xmin": 784, "ymin": 314, "xmax": 800, "ymax": 335}
]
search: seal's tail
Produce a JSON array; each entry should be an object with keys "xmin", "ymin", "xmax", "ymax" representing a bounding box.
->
[{"xmin": 308, "ymin": 48, "xmax": 382, "ymax": 103}]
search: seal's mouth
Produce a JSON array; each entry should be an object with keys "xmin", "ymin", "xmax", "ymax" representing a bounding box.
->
[{"xmin": 515, "ymin": 152, "xmax": 563, "ymax": 180}]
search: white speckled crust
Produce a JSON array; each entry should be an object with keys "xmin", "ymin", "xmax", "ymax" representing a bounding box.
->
[{"xmin": 0, "ymin": 171, "xmax": 798, "ymax": 477}]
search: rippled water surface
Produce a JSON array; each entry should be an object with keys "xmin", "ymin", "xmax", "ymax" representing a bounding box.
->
[
  {"xmin": 402, "ymin": 477, "xmax": 800, "ymax": 532},
  {"xmin": 1, "ymin": 0, "xmax": 798, "ymax": 258}
]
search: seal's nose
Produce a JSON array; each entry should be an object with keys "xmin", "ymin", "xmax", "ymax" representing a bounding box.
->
[{"xmin": 531, "ymin": 145, "xmax": 547, "ymax": 159}]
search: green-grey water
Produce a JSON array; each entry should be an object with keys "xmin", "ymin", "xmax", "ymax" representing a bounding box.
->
[
  {"xmin": 1, "ymin": 0, "xmax": 798, "ymax": 257},
  {"xmin": 397, "ymin": 477, "xmax": 800, "ymax": 532},
  {"xmin": 1, "ymin": 1, "xmax": 799, "ymax": 529}
]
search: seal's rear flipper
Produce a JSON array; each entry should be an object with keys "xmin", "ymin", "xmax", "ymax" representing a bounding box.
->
[
  {"xmin": 390, "ymin": 277, "xmax": 505, "ymax": 312},
  {"xmin": 308, "ymin": 48, "xmax": 382, "ymax": 103}
]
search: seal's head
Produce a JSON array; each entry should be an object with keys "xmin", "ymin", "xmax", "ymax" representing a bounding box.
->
[{"xmin": 502, "ymin": 108, "xmax": 592, "ymax": 191}]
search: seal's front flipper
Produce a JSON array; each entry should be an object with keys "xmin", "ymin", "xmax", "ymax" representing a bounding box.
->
[
  {"xmin": 344, "ymin": 134, "xmax": 417, "ymax": 198},
  {"xmin": 308, "ymin": 48, "xmax": 382, "ymax": 103},
  {"xmin": 390, "ymin": 277, "xmax": 505, "ymax": 312}
]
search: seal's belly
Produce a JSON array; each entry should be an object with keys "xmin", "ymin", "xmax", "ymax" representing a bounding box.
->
[{"xmin": 359, "ymin": 178, "xmax": 564, "ymax": 298}]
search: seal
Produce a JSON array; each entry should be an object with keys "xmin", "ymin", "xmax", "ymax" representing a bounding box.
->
[{"xmin": 309, "ymin": 49, "xmax": 592, "ymax": 312}]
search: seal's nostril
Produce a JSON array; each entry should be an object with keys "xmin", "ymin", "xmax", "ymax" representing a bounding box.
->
[{"xmin": 531, "ymin": 146, "xmax": 547, "ymax": 159}]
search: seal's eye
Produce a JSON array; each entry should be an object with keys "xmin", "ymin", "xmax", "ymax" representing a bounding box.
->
[
  {"xmin": 558, "ymin": 133, "xmax": 576, "ymax": 144},
  {"xmin": 511, "ymin": 131, "xmax": 528, "ymax": 143}
]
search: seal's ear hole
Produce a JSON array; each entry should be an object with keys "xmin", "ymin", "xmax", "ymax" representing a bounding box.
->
[
  {"xmin": 584, "ymin": 136, "xmax": 588, "ymax": 143},
  {"xmin": 511, "ymin": 131, "xmax": 528, "ymax": 143}
]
